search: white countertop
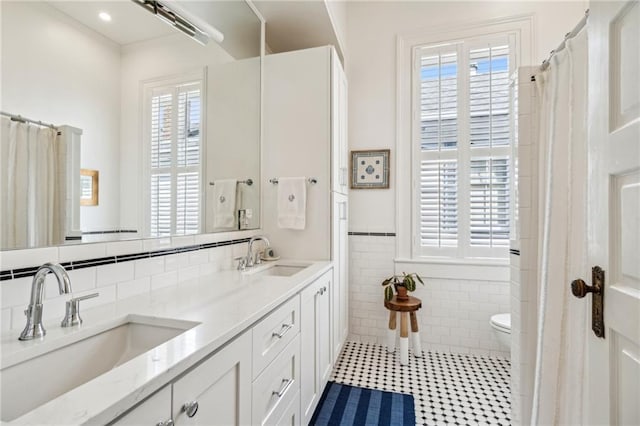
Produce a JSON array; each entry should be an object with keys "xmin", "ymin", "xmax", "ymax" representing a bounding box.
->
[{"xmin": 1, "ymin": 260, "xmax": 332, "ymax": 425}]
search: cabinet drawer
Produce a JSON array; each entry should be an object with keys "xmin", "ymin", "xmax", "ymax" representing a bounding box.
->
[
  {"xmin": 271, "ymin": 390, "xmax": 300, "ymax": 426},
  {"xmin": 252, "ymin": 295, "xmax": 300, "ymax": 378},
  {"xmin": 252, "ymin": 334, "xmax": 300, "ymax": 426}
]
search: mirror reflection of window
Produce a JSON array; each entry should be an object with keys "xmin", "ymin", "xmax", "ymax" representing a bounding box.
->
[
  {"xmin": 147, "ymin": 78, "xmax": 203, "ymax": 237},
  {"xmin": 80, "ymin": 175, "xmax": 92, "ymax": 199}
]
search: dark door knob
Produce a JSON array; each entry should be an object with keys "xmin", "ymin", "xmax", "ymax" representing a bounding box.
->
[
  {"xmin": 571, "ymin": 278, "xmax": 601, "ymax": 298},
  {"xmin": 570, "ymin": 266, "xmax": 605, "ymax": 338}
]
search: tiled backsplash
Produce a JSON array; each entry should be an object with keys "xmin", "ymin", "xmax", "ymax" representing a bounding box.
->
[
  {"xmin": 0, "ymin": 231, "xmax": 258, "ymax": 332},
  {"xmin": 348, "ymin": 234, "xmax": 510, "ymax": 358}
]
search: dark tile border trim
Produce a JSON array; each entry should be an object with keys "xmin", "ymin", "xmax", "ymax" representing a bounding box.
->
[
  {"xmin": 348, "ymin": 232, "xmax": 396, "ymax": 237},
  {"xmin": 0, "ymin": 237, "xmax": 251, "ymax": 281},
  {"xmin": 509, "ymin": 249, "xmax": 520, "ymax": 256},
  {"xmin": 81, "ymin": 229, "xmax": 138, "ymax": 235}
]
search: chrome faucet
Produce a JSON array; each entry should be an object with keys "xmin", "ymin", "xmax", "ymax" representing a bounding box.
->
[
  {"xmin": 19, "ymin": 263, "xmax": 72, "ymax": 341},
  {"xmin": 246, "ymin": 236, "xmax": 271, "ymax": 268}
]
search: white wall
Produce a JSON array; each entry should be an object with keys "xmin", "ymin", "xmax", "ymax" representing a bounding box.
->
[
  {"xmin": 1, "ymin": 2, "xmax": 121, "ymax": 233},
  {"xmin": 345, "ymin": 1, "xmax": 588, "ymax": 232},
  {"xmin": 262, "ymin": 47, "xmax": 332, "ymax": 261}
]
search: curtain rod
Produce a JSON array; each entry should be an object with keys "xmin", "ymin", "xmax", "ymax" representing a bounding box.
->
[
  {"xmin": 0, "ymin": 111, "xmax": 59, "ymax": 130},
  {"xmin": 540, "ymin": 9, "xmax": 589, "ymax": 71}
]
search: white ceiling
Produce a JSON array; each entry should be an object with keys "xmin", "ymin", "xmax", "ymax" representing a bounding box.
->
[
  {"xmin": 48, "ymin": 1, "xmax": 177, "ymax": 46},
  {"xmin": 47, "ymin": 0, "xmax": 343, "ymax": 58},
  {"xmin": 253, "ymin": 1, "xmax": 344, "ymax": 61}
]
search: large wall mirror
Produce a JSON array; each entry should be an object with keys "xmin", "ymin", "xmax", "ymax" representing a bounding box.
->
[{"xmin": 0, "ymin": 0, "xmax": 262, "ymax": 250}]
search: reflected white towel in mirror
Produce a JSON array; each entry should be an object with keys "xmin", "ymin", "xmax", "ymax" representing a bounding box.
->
[
  {"xmin": 213, "ymin": 179, "xmax": 237, "ymax": 228},
  {"xmin": 277, "ymin": 177, "xmax": 306, "ymax": 230}
]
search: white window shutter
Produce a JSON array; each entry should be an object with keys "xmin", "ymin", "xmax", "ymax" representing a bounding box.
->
[
  {"xmin": 420, "ymin": 160, "xmax": 458, "ymax": 247},
  {"xmin": 148, "ymin": 82, "xmax": 202, "ymax": 237},
  {"xmin": 415, "ymin": 38, "xmax": 513, "ymax": 259},
  {"xmin": 469, "ymin": 45, "xmax": 510, "ymax": 148},
  {"xmin": 420, "ymin": 51, "xmax": 458, "ymax": 151},
  {"xmin": 469, "ymin": 157, "xmax": 510, "ymax": 247}
]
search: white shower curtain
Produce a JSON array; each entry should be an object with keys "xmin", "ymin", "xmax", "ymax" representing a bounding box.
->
[
  {"xmin": 1, "ymin": 117, "xmax": 62, "ymax": 248},
  {"xmin": 530, "ymin": 28, "xmax": 589, "ymax": 425}
]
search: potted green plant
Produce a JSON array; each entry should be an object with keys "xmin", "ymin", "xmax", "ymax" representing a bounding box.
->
[{"xmin": 381, "ymin": 272, "xmax": 424, "ymax": 301}]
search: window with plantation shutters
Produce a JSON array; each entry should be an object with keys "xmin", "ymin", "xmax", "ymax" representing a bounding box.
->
[
  {"xmin": 147, "ymin": 80, "xmax": 202, "ymax": 237},
  {"xmin": 414, "ymin": 35, "xmax": 514, "ymax": 258}
]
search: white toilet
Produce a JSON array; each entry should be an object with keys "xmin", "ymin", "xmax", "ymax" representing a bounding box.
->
[{"xmin": 490, "ymin": 313, "xmax": 511, "ymax": 350}]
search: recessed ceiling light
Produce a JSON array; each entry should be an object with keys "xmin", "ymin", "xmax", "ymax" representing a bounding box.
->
[{"xmin": 98, "ymin": 12, "xmax": 112, "ymax": 22}]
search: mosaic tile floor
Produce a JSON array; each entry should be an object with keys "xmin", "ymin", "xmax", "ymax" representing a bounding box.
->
[{"xmin": 330, "ymin": 341, "xmax": 511, "ymax": 425}]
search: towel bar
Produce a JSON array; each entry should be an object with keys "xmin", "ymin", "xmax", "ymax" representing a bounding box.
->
[
  {"xmin": 209, "ymin": 179, "xmax": 253, "ymax": 186},
  {"xmin": 269, "ymin": 178, "xmax": 317, "ymax": 185}
]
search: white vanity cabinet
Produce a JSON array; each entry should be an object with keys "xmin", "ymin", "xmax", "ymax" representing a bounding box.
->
[
  {"xmin": 112, "ymin": 332, "xmax": 252, "ymax": 426},
  {"xmin": 300, "ymin": 269, "xmax": 333, "ymax": 424},
  {"xmin": 172, "ymin": 332, "xmax": 252, "ymax": 425},
  {"xmin": 111, "ymin": 267, "xmax": 336, "ymax": 426},
  {"xmin": 112, "ymin": 386, "xmax": 172, "ymax": 425}
]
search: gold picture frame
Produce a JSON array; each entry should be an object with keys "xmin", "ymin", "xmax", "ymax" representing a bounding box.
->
[{"xmin": 80, "ymin": 169, "xmax": 99, "ymax": 206}]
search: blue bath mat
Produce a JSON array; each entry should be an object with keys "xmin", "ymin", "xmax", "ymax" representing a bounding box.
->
[{"xmin": 310, "ymin": 381, "xmax": 415, "ymax": 425}]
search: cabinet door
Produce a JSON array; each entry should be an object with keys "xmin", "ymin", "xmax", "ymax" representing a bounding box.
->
[
  {"xmin": 112, "ymin": 385, "xmax": 172, "ymax": 426},
  {"xmin": 332, "ymin": 48, "xmax": 349, "ymax": 195},
  {"xmin": 332, "ymin": 193, "xmax": 349, "ymax": 361},
  {"xmin": 318, "ymin": 275, "xmax": 332, "ymax": 386},
  {"xmin": 173, "ymin": 332, "xmax": 252, "ymax": 426},
  {"xmin": 300, "ymin": 270, "xmax": 333, "ymax": 425}
]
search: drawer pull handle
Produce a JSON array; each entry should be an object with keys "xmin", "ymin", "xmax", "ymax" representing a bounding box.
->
[
  {"xmin": 156, "ymin": 420, "xmax": 174, "ymax": 426},
  {"xmin": 272, "ymin": 323, "xmax": 293, "ymax": 339},
  {"xmin": 272, "ymin": 378, "xmax": 294, "ymax": 398},
  {"xmin": 182, "ymin": 401, "xmax": 199, "ymax": 418}
]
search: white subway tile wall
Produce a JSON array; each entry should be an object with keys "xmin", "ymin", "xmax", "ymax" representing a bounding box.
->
[
  {"xmin": 348, "ymin": 235, "xmax": 510, "ymax": 358},
  {"xmin": 0, "ymin": 241, "xmax": 249, "ymax": 332},
  {"xmin": 510, "ymin": 66, "xmax": 539, "ymax": 426}
]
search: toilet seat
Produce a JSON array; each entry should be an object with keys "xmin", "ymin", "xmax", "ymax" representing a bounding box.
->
[{"xmin": 490, "ymin": 313, "xmax": 511, "ymax": 333}]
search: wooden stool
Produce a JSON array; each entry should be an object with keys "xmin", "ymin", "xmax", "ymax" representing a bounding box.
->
[{"xmin": 384, "ymin": 295, "xmax": 422, "ymax": 365}]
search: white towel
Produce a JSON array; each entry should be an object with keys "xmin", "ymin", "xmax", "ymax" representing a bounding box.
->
[
  {"xmin": 213, "ymin": 179, "xmax": 237, "ymax": 229},
  {"xmin": 277, "ymin": 177, "xmax": 306, "ymax": 230}
]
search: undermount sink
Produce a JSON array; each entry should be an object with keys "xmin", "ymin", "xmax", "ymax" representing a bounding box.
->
[
  {"xmin": 244, "ymin": 262, "xmax": 311, "ymax": 277},
  {"xmin": 1, "ymin": 315, "xmax": 199, "ymax": 422}
]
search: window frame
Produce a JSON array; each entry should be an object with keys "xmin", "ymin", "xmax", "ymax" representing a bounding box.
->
[
  {"xmin": 412, "ymin": 34, "xmax": 516, "ymax": 259},
  {"xmin": 396, "ymin": 16, "xmax": 532, "ymax": 264},
  {"xmin": 141, "ymin": 69, "xmax": 207, "ymax": 238}
]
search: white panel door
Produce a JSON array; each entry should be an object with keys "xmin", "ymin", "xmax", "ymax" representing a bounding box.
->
[{"xmin": 587, "ymin": 2, "xmax": 640, "ymax": 424}]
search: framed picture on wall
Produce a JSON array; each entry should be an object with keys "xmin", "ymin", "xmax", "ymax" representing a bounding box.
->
[
  {"xmin": 350, "ymin": 149, "xmax": 390, "ymax": 189},
  {"xmin": 80, "ymin": 169, "xmax": 99, "ymax": 206}
]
